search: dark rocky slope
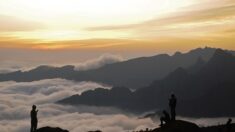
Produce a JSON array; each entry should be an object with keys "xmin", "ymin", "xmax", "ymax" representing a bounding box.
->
[
  {"xmin": 59, "ymin": 49, "xmax": 235, "ymax": 117},
  {"xmin": 36, "ymin": 126, "xmax": 69, "ymax": 132}
]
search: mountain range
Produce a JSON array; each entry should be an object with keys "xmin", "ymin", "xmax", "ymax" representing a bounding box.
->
[
  {"xmin": 58, "ymin": 49, "xmax": 235, "ymax": 117},
  {"xmin": 1, "ymin": 47, "xmax": 233, "ymax": 89}
]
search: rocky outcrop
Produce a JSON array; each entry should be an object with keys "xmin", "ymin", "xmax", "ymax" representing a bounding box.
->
[{"xmin": 36, "ymin": 126, "xmax": 69, "ymax": 132}]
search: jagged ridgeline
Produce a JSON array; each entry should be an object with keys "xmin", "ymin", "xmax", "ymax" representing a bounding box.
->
[
  {"xmin": 1, "ymin": 47, "xmax": 234, "ymax": 89},
  {"xmin": 59, "ymin": 49, "xmax": 235, "ymax": 117}
]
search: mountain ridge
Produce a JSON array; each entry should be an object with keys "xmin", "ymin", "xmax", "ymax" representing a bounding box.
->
[
  {"xmin": 1, "ymin": 47, "xmax": 233, "ymax": 89},
  {"xmin": 58, "ymin": 49, "xmax": 235, "ymax": 117}
]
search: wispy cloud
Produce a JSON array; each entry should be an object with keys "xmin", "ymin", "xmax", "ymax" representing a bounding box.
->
[
  {"xmin": 82, "ymin": 0, "xmax": 235, "ymax": 52},
  {"xmin": 0, "ymin": 15, "xmax": 45, "ymax": 31},
  {"xmin": 74, "ymin": 54, "xmax": 123, "ymax": 71},
  {"xmin": 86, "ymin": 1, "xmax": 235, "ymax": 32},
  {"xmin": 0, "ymin": 0, "xmax": 235, "ymax": 58}
]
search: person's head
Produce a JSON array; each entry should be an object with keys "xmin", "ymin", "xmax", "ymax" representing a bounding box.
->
[
  {"xmin": 171, "ymin": 94, "xmax": 175, "ymax": 98},
  {"xmin": 32, "ymin": 105, "xmax": 36, "ymax": 110}
]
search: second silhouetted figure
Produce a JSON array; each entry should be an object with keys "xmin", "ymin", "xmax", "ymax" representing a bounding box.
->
[
  {"xmin": 160, "ymin": 110, "xmax": 170, "ymax": 126},
  {"xmin": 169, "ymin": 94, "xmax": 177, "ymax": 121},
  {"xmin": 31, "ymin": 105, "xmax": 39, "ymax": 132}
]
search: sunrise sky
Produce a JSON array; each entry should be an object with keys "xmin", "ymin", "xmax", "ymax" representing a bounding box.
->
[{"xmin": 0, "ymin": 0, "xmax": 235, "ymax": 64}]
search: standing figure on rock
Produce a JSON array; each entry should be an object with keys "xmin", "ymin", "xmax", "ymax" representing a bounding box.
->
[
  {"xmin": 169, "ymin": 94, "xmax": 177, "ymax": 121},
  {"xmin": 226, "ymin": 118, "xmax": 232, "ymax": 132},
  {"xmin": 31, "ymin": 105, "xmax": 39, "ymax": 132},
  {"xmin": 160, "ymin": 110, "xmax": 170, "ymax": 126}
]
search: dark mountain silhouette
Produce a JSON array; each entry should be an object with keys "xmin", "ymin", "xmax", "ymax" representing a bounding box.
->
[
  {"xmin": 36, "ymin": 126, "xmax": 69, "ymax": 132},
  {"xmin": 61, "ymin": 87, "xmax": 133, "ymax": 110},
  {"xmin": 137, "ymin": 120, "xmax": 235, "ymax": 132},
  {"xmin": 0, "ymin": 47, "xmax": 231, "ymax": 89},
  {"xmin": 188, "ymin": 56, "xmax": 206, "ymax": 73},
  {"xmin": 0, "ymin": 65, "xmax": 75, "ymax": 82},
  {"xmin": 58, "ymin": 49, "xmax": 235, "ymax": 117},
  {"xmin": 200, "ymin": 123, "xmax": 235, "ymax": 132}
]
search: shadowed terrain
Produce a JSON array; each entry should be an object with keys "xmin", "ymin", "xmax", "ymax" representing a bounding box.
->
[
  {"xmin": 35, "ymin": 120, "xmax": 235, "ymax": 132},
  {"xmin": 138, "ymin": 120, "xmax": 235, "ymax": 132},
  {"xmin": 59, "ymin": 49, "xmax": 235, "ymax": 117},
  {"xmin": 36, "ymin": 126, "xmax": 69, "ymax": 132},
  {"xmin": 2, "ymin": 47, "xmax": 234, "ymax": 89}
]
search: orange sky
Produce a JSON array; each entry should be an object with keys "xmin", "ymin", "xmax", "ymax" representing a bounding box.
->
[{"xmin": 0, "ymin": 0, "xmax": 235, "ymax": 55}]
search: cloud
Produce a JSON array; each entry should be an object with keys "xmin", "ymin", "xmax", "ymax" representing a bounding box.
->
[
  {"xmin": 0, "ymin": 68, "xmax": 18, "ymax": 74},
  {"xmin": 0, "ymin": 53, "xmax": 124, "ymax": 73},
  {"xmin": 0, "ymin": 79, "xmax": 157, "ymax": 132},
  {"xmin": 74, "ymin": 54, "xmax": 123, "ymax": 71},
  {"xmin": 0, "ymin": 78, "xmax": 234, "ymax": 132},
  {"xmin": 84, "ymin": 0, "xmax": 235, "ymax": 43},
  {"xmin": 0, "ymin": 47, "xmax": 134, "ymax": 75},
  {"xmin": 0, "ymin": 79, "xmax": 110, "ymax": 104},
  {"xmin": 0, "ymin": 15, "xmax": 45, "ymax": 31},
  {"xmin": 86, "ymin": 1, "xmax": 235, "ymax": 31},
  {"xmin": 0, "ymin": 60, "xmax": 30, "ymax": 74}
]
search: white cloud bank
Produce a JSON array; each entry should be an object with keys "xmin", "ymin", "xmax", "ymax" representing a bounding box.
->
[
  {"xmin": 74, "ymin": 54, "xmax": 123, "ymax": 71},
  {"xmin": 0, "ymin": 79, "xmax": 156, "ymax": 132},
  {"xmin": 0, "ymin": 79, "xmax": 233, "ymax": 132}
]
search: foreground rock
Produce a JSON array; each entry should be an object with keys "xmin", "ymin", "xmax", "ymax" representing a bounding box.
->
[
  {"xmin": 151, "ymin": 120, "xmax": 199, "ymax": 132},
  {"xmin": 139, "ymin": 120, "xmax": 235, "ymax": 132},
  {"xmin": 36, "ymin": 126, "xmax": 69, "ymax": 132}
]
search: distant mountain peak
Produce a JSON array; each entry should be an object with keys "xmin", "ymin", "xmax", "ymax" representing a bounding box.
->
[
  {"xmin": 30, "ymin": 65, "xmax": 75, "ymax": 72},
  {"xmin": 61, "ymin": 65, "xmax": 75, "ymax": 70},
  {"xmin": 213, "ymin": 48, "xmax": 233, "ymax": 57},
  {"xmin": 165, "ymin": 67, "xmax": 188, "ymax": 80},
  {"xmin": 192, "ymin": 46, "xmax": 215, "ymax": 51},
  {"xmin": 30, "ymin": 65, "xmax": 55, "ymax": 72},
  {"xmin": 208, "ymin": 49, "xmax": 234, "ymax": 64},
  {"xmin": 187, "ymin": 56, "xmax": 206, "ymax": 73},
  {"xmin": 174, "ymin": 51, "xmax": 182, "ymax": 56}
]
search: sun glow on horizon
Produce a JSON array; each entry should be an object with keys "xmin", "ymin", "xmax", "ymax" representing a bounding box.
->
[
  {"xmin": 0, "ymin": 0, "xmax": 194, "ymax": 42},
  {"xmin": 0, "ymin": 0, "xmax": 235, "ymax": 51}
]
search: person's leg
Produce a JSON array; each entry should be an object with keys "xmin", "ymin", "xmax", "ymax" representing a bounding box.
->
[
  {"xmin": 30, "ymin": 121, "xmax": 33, "ymax": 132},
  {"xmin": 32, "ymin": 125, "xmax": 35, "ymax": 132},
  {"xmin": 172, "ymin": 108, "xmax": 176, "ymax": 120},
  {"xmin": 170, "ymin": 107, "xmax": 175, "ymax": 120},
  {"xmin": 35, "ymin": 121, "xmax": 38, "ymax": 131},
  {"xmin": 160, "ymin": 117, "xmax": 164, "ymax": 126},
  {"xmin": 32, "ymin": 121, "xmax": 37, "ymax": 132}
]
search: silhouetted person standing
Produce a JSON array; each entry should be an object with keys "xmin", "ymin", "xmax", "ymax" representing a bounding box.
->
[
  {"xmin": 31, "ymin": 105, "xmax": 38, "ymax": 132},
  {"xmin": 160, "ymin": 110, "xmax": 170, "ymax": 126},
  {"xmin": 169, "ymin": 94, "xmax": 177, "ymax": 121},
  {"xmin": 226, "ymin": 118, "xmax": 232, "ymax": 132}
]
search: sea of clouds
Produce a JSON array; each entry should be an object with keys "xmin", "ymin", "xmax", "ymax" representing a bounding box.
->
[
  {"xmin": 0, "ymin": 54, "xmax": 124, "ymax": 74},
  {"xmin": 0, "ymin": 79, "xmax": 157, "ymax": 132},
  {"xmin": 0, "ymin": 52, "xmax": 234, "ymax": 132},
  {"xmin": 0, "ymin": 79, "xmax": 233, "ymax": 132}
]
